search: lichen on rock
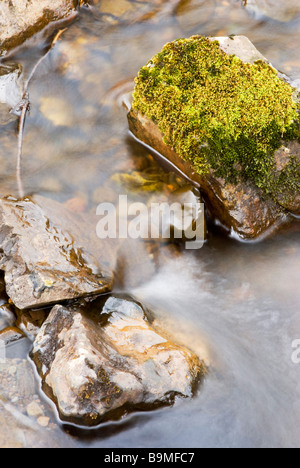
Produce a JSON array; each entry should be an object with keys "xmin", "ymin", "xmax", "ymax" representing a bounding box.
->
[{"xmin": 132, "ymin": 36, "xmax": 300, "ymax": 204}]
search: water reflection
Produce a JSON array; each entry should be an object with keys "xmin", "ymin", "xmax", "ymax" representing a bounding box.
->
[{"xmin": 0, "ymin": 0, "xmax": 299, "ymax": 448}]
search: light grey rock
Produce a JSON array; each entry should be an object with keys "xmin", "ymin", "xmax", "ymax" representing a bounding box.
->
[
  {"xmin": 0, "ymin": 0, "xmax": 79, "ymax": 57},
  {"xmin": 0, "ymin": 197, "xmax": 113, "ymax": 310},
  {"xmin": 31, "ymin": 296, "xmax": 205, "ymax": 426}
]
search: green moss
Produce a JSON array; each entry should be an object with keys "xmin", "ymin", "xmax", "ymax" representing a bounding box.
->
[
  {"xmin": 269, "ymin": 155, "xmax": 300, "ymax": 206},
  {"xmin": 132, "ymin": 36, "xmax": 300, "ymax": 196}
]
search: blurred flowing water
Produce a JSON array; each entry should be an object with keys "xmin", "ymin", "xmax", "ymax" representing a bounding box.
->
[{"xmin": 0, "ymin": 0, "xmax": 300, "ymax": 448}]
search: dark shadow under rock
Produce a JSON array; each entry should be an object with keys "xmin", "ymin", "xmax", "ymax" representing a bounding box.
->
[{"xmin": 31, "ymin": 295, "xmax": 205, "ymax": 427}]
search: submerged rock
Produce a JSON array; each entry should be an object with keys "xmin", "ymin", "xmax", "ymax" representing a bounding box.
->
[
  {"xmin": 0, "ymin": 0, "xmax": 79, "ymax": 57},
  {"xmin": 85, "ymin": 0, "xmax": 179, "ymax": 25},
  {"xmin": 244, "ymin": 0, "xmax": 300, "ymax": 22},
  {"xmin": 0, "ymin": 197, "xmax": 113, "ymax": 310},
  {"xmin": 31, "ymin": 295, "xmax": 204, "ymax": 426},
  {"xmin": 128, "ymin": 35, "xmax": 300, "ymax": 239},
  {"xmin": 0, "ymin": 63, "xmax": 22, "ymax": 126}
]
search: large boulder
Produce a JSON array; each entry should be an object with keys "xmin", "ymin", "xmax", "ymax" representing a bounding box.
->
[
  {"xmin": 0, "ymin": 196, "xmax": 113, "ymax": 310},
  {"xmin": 31, "ymin": 295, "xmax": 204, "ymax": 426},
  {"xmin": 128, "ymin": 36, "xmax": 300, "ymax": 239},
  {"xmin": 0, "ymin": 0, "xmax": 79, "ymax": 57}
]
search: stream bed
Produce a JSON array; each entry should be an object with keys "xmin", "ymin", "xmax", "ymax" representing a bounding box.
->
[{"xmin": 0, "ymin": 0, "xmax": 300, "ymax": 448}]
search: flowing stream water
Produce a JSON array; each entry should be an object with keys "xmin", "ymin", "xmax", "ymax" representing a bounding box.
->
[{"xmin": 0, "ymin": 0, "xmax": 300, "ymax": 448}]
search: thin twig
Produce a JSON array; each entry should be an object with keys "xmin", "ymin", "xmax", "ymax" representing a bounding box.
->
[
  {"xmin": 15, "ymin": 28, "xmax": 67, "ymax": 199},
  {"xmin": 16, "ymin": 98, "xmax": 29, "ymax": 198}
]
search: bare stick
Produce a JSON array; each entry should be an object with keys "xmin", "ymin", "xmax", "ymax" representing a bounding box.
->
[
  {"xmin": 15, "ymin": 28, "xmax": 67, "ymax": 199},
  {"xmin": 16, "ymin": 99, "xmax": 29, "ymax": 198}
]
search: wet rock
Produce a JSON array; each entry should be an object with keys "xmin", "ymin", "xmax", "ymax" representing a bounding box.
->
[
  {"xmin": 112, "ymin": 166, "xmax": 206, "ymax": 245},
  {"xmin": 31, "ymin": 296, "xmax": 204, "ymax": 426},
  {"xmin": 0, "ymin": 327, "xmax": 25, "ymax": 345},
  {"xmin": 0, "ymin": 196, "xmax": 113, "ymax": 310},
  {"xmin": 37, "ymin": 416, "xmax": 50, "ymax": 427},
  {"xmin": 26, "ymin": 401, "xmax": 44, "ymax": 419},
  {"xmin": 16, "ymin": 309, "xmax": 48, "ymax": 338},
  {"xmin": 128, "ymin": 36, "xmax": 300, "ymax": 239},
  {"xmin": 0, "ymin": 63, "xmax": 22, "ymax": 126},
  {"xmin": 86, "ymin": 0, "xmax": 180, "ymax": 25},
  {"xmin": 0, "ymin": 358, "xmax": 75, "ymax": 448},
  {"xmin": 0, "ymin": 0, "xmax": 79, "ymax": 57}
]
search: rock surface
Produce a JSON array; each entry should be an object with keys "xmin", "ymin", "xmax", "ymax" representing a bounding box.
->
[
  {"xmin": 16, "ymin": 309, "xmax": 48, "ymax": 338},
  {"xmin": 0, "ymin": 196, "xmax": 113, "ymax": 310},
  {"xmin": 0, "ymin": 0, "xmax": 79, "ymax": 57},
  {"xmin": 0, "ymin": 326, "xmax": 25, "ymax": 345},
  {"xmin": 128, "ymin": 36, "xmax": 300, "ymax": 239},
  {"xmin": 0, "ymin": 63, "xmax": 22, "ymax": 125},
  {"xmin": 129, "ymin": 107, "xmax": 287, "ymax": 239},
  {"xmin": 31, "ymin": 296, "xmax": 204, "ymax": 426},
  {"xmin": 84, "ymin": 0, "xmax": 180, "ymax": 25},
  {"xmin": 0, "ymin": 358, "xmax": 75, "ymax": 448}
]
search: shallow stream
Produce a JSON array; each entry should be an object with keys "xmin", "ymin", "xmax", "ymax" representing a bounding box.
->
[{"xmin": 0, "ymin": 0, "xmax": 299, "ymax": 448}]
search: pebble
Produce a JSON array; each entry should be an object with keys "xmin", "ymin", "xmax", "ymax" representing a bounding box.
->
[
  {"xmin": 8, "ymin": 366, "xmax": 17, "ymax": 375},
  {"xmin": 37, "ymin": 416, "xmax": 50, "ymax": 427},
  {"xmin": 26, "ymin": 401, "xmax": 44, "ymax": 419}
]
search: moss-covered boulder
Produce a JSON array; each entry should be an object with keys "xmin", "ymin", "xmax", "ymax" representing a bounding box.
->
[
  {"xmin": 128, "ymin": 35, "xmax": 300, "ymax": 239},
  {"xmin": 0, "ymin": 0, "xmax": 79, "ymax": 58}
]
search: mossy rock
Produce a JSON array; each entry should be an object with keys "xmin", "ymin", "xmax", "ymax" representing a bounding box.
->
[{"xmin": 129, "ymin": 35, "xmax": 300, "ymax": 238}]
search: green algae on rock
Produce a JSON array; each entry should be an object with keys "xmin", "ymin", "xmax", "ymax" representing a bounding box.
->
[{"xmin": 132, "ymin": 36, "xmax": 300, "ymax": 201}]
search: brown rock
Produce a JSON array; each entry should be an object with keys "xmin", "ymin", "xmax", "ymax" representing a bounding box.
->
[
  {"xmin": 16, "ymin": 309, "xmax": 48, "ymax": 338},
  {"xmin": 31, "ymin": 296, "xmax": 205, "ymax": 426},
  {"xmin": 0, "ymin": 0, "xmax": 79, "ymax": 57},
  {"xmin": 128, "ymin": 36, "xmax": 300, "ymax": 239}
]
